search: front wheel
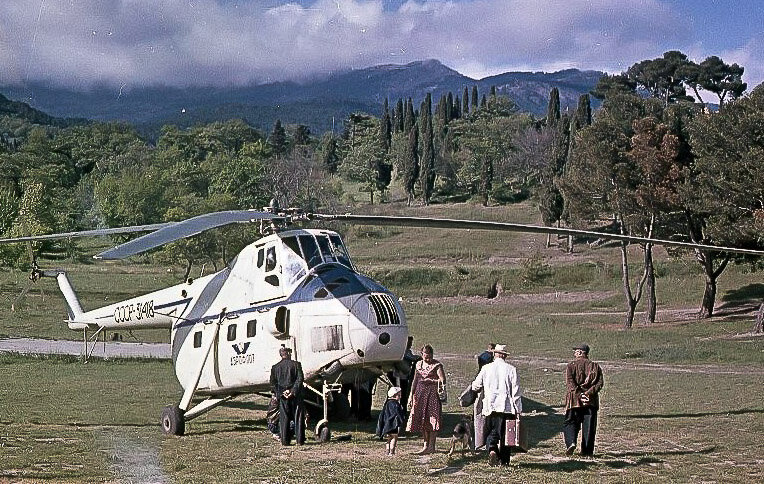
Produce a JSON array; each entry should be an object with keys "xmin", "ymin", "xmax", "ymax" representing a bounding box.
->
[
  {"xmin": 315, "ymin": 419, "xmax": 331, "ymax": 443},
  {"xmin": 161, "ymin": 404, "xmax": 185, "ymax": 436}
]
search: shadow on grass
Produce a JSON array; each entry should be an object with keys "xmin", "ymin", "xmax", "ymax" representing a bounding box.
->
[
  {"xmin": 611, "ymin": 408, "xmax": 764, "ymax": 419},
  {"xmin": 605, "ymin": 446, "xmax": 716, "ymax": 459},
  {"xmin": 721, "ymin": 284, "xmax": 764, "ymax": 303}
]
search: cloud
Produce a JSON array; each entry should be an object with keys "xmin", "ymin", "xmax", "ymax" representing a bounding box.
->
[{"xmin": 0, "ymin": 0, "xmax": 760, "ymax": 90}]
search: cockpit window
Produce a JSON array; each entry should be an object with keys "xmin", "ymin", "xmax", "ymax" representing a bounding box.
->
[
  {"xmin": 329, "ymin": 234, "xmax": 352, "ymax": 268},
  {"xmin": 265, "ymin": 246, "xmax": 277, "ymax": 272},
  {"xmin": 316, "ymin": 235, "xmax": 337, "ymax": 263},
  {"xmin": 282, "ymin": 236, "xmax": 300, "ymax": 258},
  {"xmin": 298, "ymin": 235, "xmax": 323, "ymax": 268}
]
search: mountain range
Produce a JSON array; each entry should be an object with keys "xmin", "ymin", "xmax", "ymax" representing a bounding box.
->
[{"xmin": 1, "ymin": 60, "xmax": 603, "ymax": 137}]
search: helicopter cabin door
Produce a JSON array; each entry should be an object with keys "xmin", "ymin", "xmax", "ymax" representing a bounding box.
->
[{"xmin": 253, "ymin": 241, "xmax": 286, "ymax": 303}]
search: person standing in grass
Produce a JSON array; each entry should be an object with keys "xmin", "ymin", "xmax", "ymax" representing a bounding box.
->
[
  {"xmin": 376, "ymin": 386, "xmax": 407, "ymax": 455},
  {"xmin": 407, "ymin": 344, "xmax": 446, "ymax": 454},
  {"xmin": 470, "ymin": 344, "xmax": 522, "ymax": 466},
  {"xmin": 270, "ymin": 346, "xmax": 305, "ymax": 446},
  {"xmin": 563, "ymin": 343, "xmax": 604, "ymax": 456}
]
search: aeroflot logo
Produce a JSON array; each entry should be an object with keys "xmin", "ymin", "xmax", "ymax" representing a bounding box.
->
[{"xmin": 232, "ymin": 342, "xmax": 250, "ymax": 355}]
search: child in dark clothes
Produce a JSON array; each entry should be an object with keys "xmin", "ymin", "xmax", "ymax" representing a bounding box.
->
[{"xmin": 376, "ymin": 386, "xmax": 406, "ymax": 455}]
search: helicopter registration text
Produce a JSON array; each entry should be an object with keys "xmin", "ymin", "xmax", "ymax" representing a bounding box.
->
[{"xmin": 114, "ymin": 300, "xmax": 155, "ymax": 323}]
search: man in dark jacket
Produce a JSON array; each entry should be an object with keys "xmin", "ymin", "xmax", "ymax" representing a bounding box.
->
[
  {"xmin": 270, "ymin": 346, "xmax": 305, "ymax": 445},
  {"xmin": 563, "ymin": 343, "xmax": 604, "ymax": 456}
]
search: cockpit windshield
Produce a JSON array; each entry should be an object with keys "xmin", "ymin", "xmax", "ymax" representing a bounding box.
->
[{"xmin": 281, "ymin": 232, "xmax": 353, "ymax": 270}]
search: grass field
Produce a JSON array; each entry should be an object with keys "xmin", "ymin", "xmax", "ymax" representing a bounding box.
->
[{"xmin": 1, "ymin": 201, "xmax": 763, "ymax": 483}]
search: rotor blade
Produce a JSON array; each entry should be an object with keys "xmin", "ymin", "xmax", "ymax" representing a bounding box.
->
[
  {"xmin": 309, "ymin": 214, "xmax": 764, "ymax": 257},
  {"xmin": 96, "ymin": 210, "xmax": 277, "ymax": 260},
  {"xmin": 0, "ymin": 223, "xmax": 176, "ymax": 244}
]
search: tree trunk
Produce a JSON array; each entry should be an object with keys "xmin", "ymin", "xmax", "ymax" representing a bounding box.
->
[
  {"xmin": 699, "ymin": 274, "xmax": 717, "ymax": 319},
  {"xmin": 567, "ymin": 234, "xmax": 573, "ymax": 253},
  {"xmin": 643, "ymin": 244, "xmax": 656, "ymax": 324},
  {"xmin": 754, "ymin": 300, "xmax": 764, "ymax": 333},
  {"xmin": 183, "ymin": 260, "xmax": 193, "ymax": 281},
  {"xmin": 546, "ymin": 233, "xmax": 551, "ymax": 248},
  {"xmin": 620, "ymin": 242, "xmax": 635, "ymax": 329}
]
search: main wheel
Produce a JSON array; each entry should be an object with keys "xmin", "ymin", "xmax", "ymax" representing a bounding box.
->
[
  {"xmin": 315, "ymin": 419, "xmax": 331, "ymax": 443},
  {"xmin": 161, "ymin": 404, "xmax": 185, "ymax": 436}
]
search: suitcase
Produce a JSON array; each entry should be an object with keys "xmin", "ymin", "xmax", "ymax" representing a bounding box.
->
[{"xmin": 503, "ymin": 414, "xmax": 528, "ymax": 452}]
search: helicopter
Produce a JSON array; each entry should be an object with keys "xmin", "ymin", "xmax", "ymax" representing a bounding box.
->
[{"xmin": 2, "ymin": 203, "xmax": 762, "ymax": 441}]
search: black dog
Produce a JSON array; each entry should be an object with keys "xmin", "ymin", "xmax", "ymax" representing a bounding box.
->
[{"xmin": 447, "ymin": 418, "xmax": 475, "ymax": 457}]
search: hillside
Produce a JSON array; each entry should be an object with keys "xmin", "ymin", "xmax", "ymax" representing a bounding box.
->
[{"xmin": 0, "ymin": 61, "xmax": 603, "ymax": 135}]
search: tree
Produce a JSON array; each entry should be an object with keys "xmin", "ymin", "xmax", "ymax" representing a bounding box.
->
[
  {"xmin": 547, "ymin": 88, "xmax": 561, "ymax": 126},
  {"xmin": 625, "ymin": 51, "xmax": 694, "ymax": 106},
  {"xmin": 402, "ymin": 125, "xmax": 419, "ymax": 206},
  {"xmin": 420, "ymin": 94, "xmax": 435, "ymax": 205},
  {"xmin": 394, "ymin": 98, "xmax": 405, "ymax": 133},
  {"xmin": 269, "ymin": 119, "xmax": 287, "ymax": 158},
  {"xmin": 319, "ymin": 133, "xmax": 340, "ymax": 174},
  {"xmin": 561, "ymin": 93, "xmax": 667, "ymax": 327},
  {"xmin": 685, "ymin": 56, "xmax": 747, "ymax": 108},
  {"xmin": 379, "ymin": 98, "xmax": 392, "ymax": 152},
  {"xmin": 471, "ymin": 86, "xmax": 479, "ymax": 111},
  {"xmin": 591, "ymin": 74, "xmax": 637, "ymax": 100},
  {"xmin": 451, "ymin": 97, "xmax": 518, "ymax": 205},
  {"xmin": 463, "ymin": 87, "xmax": 469, "ymax": 116},
  {"xmin": 687, "ymin": 86, "xmax": 764, "ymax": 318}
]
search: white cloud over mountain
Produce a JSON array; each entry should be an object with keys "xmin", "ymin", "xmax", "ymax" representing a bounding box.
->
[{"xmin": 0, "ymin": 0, "xmax": 760, "ymax": 89}]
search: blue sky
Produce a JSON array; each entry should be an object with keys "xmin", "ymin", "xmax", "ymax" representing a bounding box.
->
[{"xmin": 1, "ymin": 0, "xmax": 761, "ymax": 90}]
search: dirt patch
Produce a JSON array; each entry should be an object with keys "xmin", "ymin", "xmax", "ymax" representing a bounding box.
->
[
  {"xmin": 95, "ymin": 427, "xmax": 168, "ymax": 484},
  {"xmin": 413, "ymin": 290, "xmax": 618, "ymax": 306}
]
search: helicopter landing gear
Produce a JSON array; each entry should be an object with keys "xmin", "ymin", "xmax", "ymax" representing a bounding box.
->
[
  {"xmin": 315, "ymin": 419, "xmax": 331, "ymax": 443},
  {"xmin": 304, "ymin": 380, "xmax": 342, "ymax": 442},
  {"xmin": 161, "ymin": 404, "xmax": 185, "ymax": 436}
]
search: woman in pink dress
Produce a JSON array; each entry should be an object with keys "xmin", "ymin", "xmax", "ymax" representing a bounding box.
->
[{"xmin": 406, "ymin": 344, "xmax": 447, "ymax": 454}]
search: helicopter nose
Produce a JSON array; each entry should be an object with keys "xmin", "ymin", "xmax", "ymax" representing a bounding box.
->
[{"xmin": 347, "ymin": 293, "xmax": 406, "ymax": 363}]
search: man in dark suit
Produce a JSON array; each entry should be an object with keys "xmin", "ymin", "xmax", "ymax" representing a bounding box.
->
[
  {"xmin": 563, "ymin": 343, "xmax": 604, "ymax": 456},
  {"xmin": 270, "ymin": 346, "xmax": 305, "ymax": 445}
]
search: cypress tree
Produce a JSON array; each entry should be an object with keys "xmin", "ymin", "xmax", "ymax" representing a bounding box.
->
[
  {"xmin": 380, "ymin": 98, "xmax": 392, "ymax": 152},
  {"xmin": 454, "ymin": 96, "xmax": 461, "ymax": 119},
  {"xmin": 471, "ymin": 86, "xmax": 479, "ymax": 110},
  {"xmin": 480, "ymin": 94, "xmax": 487, "ymax": 108},
  {"xmin": 446, "ymin": 92, "xmax": 454, "ymax": 122},
  {"xmin": 403, "ymin": 122, "xmax": 419, "ymax": 206},
  {"xmin": 420, "ymin": 93, "xmax": 435, "ymax": 205},
  {"xmin": 572, "ymin": 93, "xmax": 592, "ymax": 130},
  {"xmin": 547, "ymin": 88, "xmax": 561, "ymax": 126},
  {"xmin": 269, "ymin": 119, "xmax": 287, "ymax": 158},
  {"xmin": 404, "ymin": 98, "xmax": 415, "ymax": 133},
  {"xmin": 462, "ymin": 87, "xmax": 469, "ymax": 116},
  {"xmin": 395, "ymin": 98, "xmax": 405, "ymax": 133}
]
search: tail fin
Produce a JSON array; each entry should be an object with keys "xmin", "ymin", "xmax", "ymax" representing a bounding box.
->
[{"xmin": 53, "ymin": 272, "xmax": 84, "ymax": 320}]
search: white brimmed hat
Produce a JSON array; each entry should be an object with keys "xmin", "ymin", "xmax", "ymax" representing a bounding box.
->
[
  {"xmin": 491, "ymin": 344, "xmax": 508, "ymax": 355},
  {"xmin": 387, "ymin": 386, "xmax": 402, "ymax": 398}
]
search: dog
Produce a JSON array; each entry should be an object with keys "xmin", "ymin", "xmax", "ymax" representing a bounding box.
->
[{"xmin": 447, "ymin": 417, "xmax": 475, "ymax": 457}]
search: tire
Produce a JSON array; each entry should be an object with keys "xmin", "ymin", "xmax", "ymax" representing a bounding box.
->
[
  {"xmin": 161, "ymin": 404, "xmax": 185, "ymax": 436},
  {"xmin": 315, "ymin": 419, "xmax": 331, "ymax": 443}
]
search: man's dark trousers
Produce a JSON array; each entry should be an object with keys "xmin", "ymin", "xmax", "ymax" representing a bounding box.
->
[
  {"xmin": 278, "ymin": 396, "xmax": 305, "ymax": 446},
  {"xmin": 563, "ymin": 406, "xmax": 598, "ymax": 455},
  {"xmin": 484, "ymin": 412, "xmax": 512, "ymax": 465}
]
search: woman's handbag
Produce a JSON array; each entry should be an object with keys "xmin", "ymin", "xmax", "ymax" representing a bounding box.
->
[{"xmin": 438, "ymin": 380, "xmax": 448, "ymax": 403}]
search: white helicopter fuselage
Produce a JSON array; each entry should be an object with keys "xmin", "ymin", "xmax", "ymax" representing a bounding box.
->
[{"xmin": 62, "ymin": 229, "xmax": 408, "ymax": 397}]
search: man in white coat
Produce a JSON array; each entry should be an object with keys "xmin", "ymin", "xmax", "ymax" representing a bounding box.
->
[{"xmin": 470, "ymin": 344, "xmax": 522, "ymax": 466}]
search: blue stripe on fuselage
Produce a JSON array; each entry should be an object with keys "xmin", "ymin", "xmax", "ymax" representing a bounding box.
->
[{"xmin": 170, "ymin": 263, "xmax": 382, "ymax": 331}]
